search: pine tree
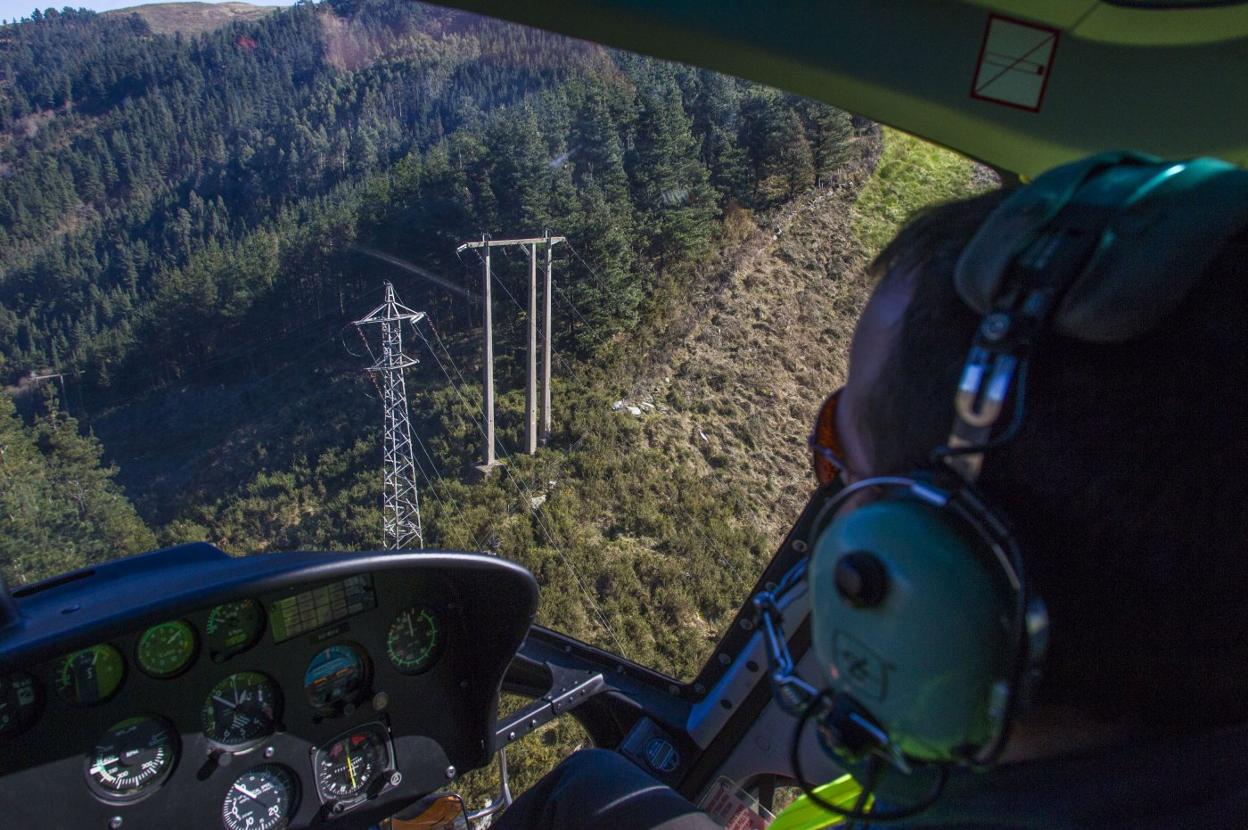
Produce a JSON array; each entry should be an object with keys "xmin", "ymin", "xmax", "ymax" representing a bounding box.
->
[
  {"xmin": 797, "ymin": 99, "xmax": 854, "ymax": 183},
  {"xmin": 486, "ymin": 106, "xmax": 550, "ymax": 234},
  {"xmin": 570, "ymin": 83, "xmax": 630, "ymax": 208},
  {"xmin": 741, "ymin": 93, "xmax": 816, "ymax": 206},
  {"xmin": 568, "ymin": 177, "xmax": 641, "ymax": 348},
  {"xmin": 630, "ymin": 80, "xmax": 718, "ymax": 270}
]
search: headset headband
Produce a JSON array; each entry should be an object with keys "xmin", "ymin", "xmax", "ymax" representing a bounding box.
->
[{"xmin": 946, "ymin": 152, "xmax": 1248, "ymax": 480}]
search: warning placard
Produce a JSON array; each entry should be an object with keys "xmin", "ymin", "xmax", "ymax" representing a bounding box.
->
[
  {"xmin": 971, "ymin": 15, "xmax": 1059, "ymax": 113},
  {"xmin": 698, "ymin": 776, "xmax": 775, "ymax": 829}
]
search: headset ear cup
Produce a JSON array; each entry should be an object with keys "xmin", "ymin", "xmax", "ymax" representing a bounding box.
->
[{"xmin": 809, "ymin": 493, "xmax": 1019, "ymax": 763}]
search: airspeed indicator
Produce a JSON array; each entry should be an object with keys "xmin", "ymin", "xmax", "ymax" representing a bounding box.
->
[{"xmin": 85, "ymin": 716, "xmax": 178, "ymax": 802}]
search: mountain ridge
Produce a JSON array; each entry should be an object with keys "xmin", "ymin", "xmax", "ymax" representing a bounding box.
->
[{"xmin": 102, "ymin": 1, "xmax": 278, "ymax": 36}]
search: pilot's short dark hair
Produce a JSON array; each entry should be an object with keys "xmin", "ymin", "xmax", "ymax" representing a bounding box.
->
[{"xmin": 863, "ymin": 189, "xmax": 1248, "ymax": 729}]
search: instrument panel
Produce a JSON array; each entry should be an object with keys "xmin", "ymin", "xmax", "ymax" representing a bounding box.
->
[{"xmin": 0, "ymin": 548, "xmax": 538, "ymax": 830}]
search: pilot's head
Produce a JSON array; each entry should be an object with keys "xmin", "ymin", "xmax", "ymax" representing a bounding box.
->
[{"xmin": 833, "ymin": 187, "xmax": 1248, "ymax": 744}]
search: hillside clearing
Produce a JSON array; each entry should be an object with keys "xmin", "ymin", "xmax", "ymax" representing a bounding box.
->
[{"xmin": 103, "ymin": 2, "xmax": 279, "ymax": 36}]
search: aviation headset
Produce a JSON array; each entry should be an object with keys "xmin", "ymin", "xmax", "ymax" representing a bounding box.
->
[{"xmin": 784, "ymin": 151, "xmax": 1248, "ymax": 819}]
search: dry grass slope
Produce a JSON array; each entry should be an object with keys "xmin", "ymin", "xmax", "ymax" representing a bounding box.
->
[
  {"xmin": 103, "ymin": 2, "xmax": 278, "ymax": 36},
  {"xmin": 618, "ymin": 127, "xmax": 995, "ymax": 547}
]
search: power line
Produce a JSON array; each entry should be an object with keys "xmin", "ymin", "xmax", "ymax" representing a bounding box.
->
[
  {"xmin": 484, "ymin": 267, "xmax": 576, "ymax": 377},
  {"xmin": 411, "ymin": 320, "xmax": 629, "ymax": 658},
  {"xmin": 406, "ymin": 425, "xmax": 490, "ymax": 555},
  {"xmin": 503, "ymin": 240, "xmax": 756, "ymax": 587},
  {"xmin": 561, "ymin": 238, "xmax": 613, "ymax": 297},
  {"xmin": 497, "ymin": 238, "xmax": 612, "ymax": 353},
  {"xmin": 424, "ymin": 317, "xmax": 475, "ymax": 395},
  {"xmin": 460, "ymin": 244, "xmax": 582, "ymax": 380}
]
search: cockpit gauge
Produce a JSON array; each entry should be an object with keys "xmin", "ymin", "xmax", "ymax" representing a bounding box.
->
[
  {"xmin": 222, "ymin": 764, "xmax": 298, "ymax": 830},
  {"xmin": 304, "ymin": 643, "xmax": 369, "ymax": 712},
  {"xmin": 0, "ymin": 672, "xmax": 40, "ymax": 738},
  {"xmin": 385, "ymin": 606, "xmax": 441, "ymax": 675},
  {"xmin": 201, "ymin": 671, "xmax": 281, "ymax": 749},
  {"xmin": 136, "ymin": 619, "xmax": 198, "ymax": 678},
  {"xmin": 312, "ymin": 723, "xmax": 393, "ymax": 805},
  {"xmin": 206, "ymin": 599, "xmax": 266, "ymax": 661},
  {"xmin": 85, "ymin": 715, "xmax": 178, "ymax": 803},
  {"xmin": 54, "ymin": 643, "xmax": 125, "ymax": 705}
]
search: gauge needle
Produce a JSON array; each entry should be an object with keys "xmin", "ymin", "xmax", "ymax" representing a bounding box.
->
[
  {"xmin": 346, "ymin": 751, "xmax": 357, "ymax": 789},
  {"xmin": 233, "ymin": 782, "xmax": 261, "ymax": 800},
  {"xmin": 91, "ymin": 756, "xmax": 119, "ymax": 774},
  {"xmin": 213, "ymin": 695, "xmax": 236, "ymax": 708}
]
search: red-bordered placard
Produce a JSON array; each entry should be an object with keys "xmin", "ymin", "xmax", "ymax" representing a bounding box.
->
[{"xmin": 970, "ymin": 14, "xmax": 1060, "ymax": 114}]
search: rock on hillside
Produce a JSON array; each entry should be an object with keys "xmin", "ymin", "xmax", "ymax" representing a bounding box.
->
[{"xmin": 103, "ymin": 2, "xmax": 278, "ymax": 36}]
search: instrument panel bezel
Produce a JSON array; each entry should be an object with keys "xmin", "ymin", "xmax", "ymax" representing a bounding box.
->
[{"xmin": 0, "ymin": 545, "xmax": 538, "ymax": 830}]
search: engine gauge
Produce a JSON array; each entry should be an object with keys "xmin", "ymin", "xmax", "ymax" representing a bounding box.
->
[
  {"xmin": 54, "ymin": 643, "xmax": 125, "ymax": 705},
  {"xmin": 222, "ymin": 764, "xmax": 298, "ymax": 830},
  {"xmin": 206, "ymin": 599, "xmax": 265, "ymax": 661},
  {"xmin": 385, "ymin": 606, "xmax": 441, "ymax": 675},
  {"xmin": 85, "ymin": 715, "xmax": 178, "ymax": 803},
  {"xmin": 313, "ymin": 723, "xmax": 392, "ymax": 804},
  {"xmin": 201, "ymin": 671, "xmax": 280, "ymax": 749},
  {"xmin": 136, "ymin": 619, "xmax": 198, "ymax": 678},
  {"xmin": 304, "ymin": 643, "xmax": 368, "ymax": 711},
  {"xmin": 0, "ymin": 672, "xmax": 40, "ymax": 738}
]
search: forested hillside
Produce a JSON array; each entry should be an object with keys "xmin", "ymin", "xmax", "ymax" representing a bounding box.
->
[
  {"xmin": 0, "ymin": 0, "xmax": 851, "ymax": 393},
  {"xmin": 0, "ymin": 0, "xmax": 985, "ymax": 681},
  {"xmin": 0, "ymin": 0, "xmax": 994, "ymax": 805}
]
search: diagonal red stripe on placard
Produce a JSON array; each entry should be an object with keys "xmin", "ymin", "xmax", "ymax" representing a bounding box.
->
[{"xmin": 975, "ymin": 31, "xmax": 1055, "ymax": 95}]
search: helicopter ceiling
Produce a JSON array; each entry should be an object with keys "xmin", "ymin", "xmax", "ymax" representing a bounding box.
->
[{"xmin": 427, "ymin": 0, "xmax": 1248, "ymax": 177}]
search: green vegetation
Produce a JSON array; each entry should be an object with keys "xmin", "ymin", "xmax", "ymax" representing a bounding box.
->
[
  {"xmin": 0, "ymin": 0, "xmax": 861, "ymax": 662},
  {"xmin": 851, "ymin": 127, "xmax": 991, "ymax": 259},
  {"xmin": 0, "ymin": 2, "xmax": 989, "ymax": 809},
  {"xmin": 0, "ymin": 393, "xmax": 155, "ymax": 586},
  {"xmin": 0, "ymin": 1, "xmax": 854, "ymax": 394}
]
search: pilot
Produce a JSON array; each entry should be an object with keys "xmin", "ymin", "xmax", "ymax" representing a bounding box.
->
[{"xmin": 495, "ymin": 154, "xmax": 1248, "ymax": 829}]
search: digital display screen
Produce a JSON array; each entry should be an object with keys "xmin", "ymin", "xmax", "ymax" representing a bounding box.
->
[{"xmin": 270, "ymin": 574, "xmax": 376, "ymax": 643}]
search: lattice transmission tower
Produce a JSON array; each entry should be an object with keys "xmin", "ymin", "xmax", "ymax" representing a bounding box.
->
[{"xmin": 354, "ymin": 282, "xmax": 426, "ymax": 550}]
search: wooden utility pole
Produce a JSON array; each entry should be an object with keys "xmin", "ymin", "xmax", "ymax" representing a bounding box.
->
[
  {"xmin": 482, "ymin": 239, "xmax": 496, "ymax": 469},
  {"xmin": 525, "ymin": 242, "xmax": 539, "ymax": 454},
  {"xmin": 456, "ymin": 234, "xmax": 564, "ymax": 464},
  {"xmin": 542, "ymin": 230, "xmax": 553, "ymax": 446}
]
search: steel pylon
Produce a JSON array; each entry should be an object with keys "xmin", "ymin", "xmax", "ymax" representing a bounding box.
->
[{"xmin": 354, "ymin": 282, "xmax": 426, "ymax": 550}]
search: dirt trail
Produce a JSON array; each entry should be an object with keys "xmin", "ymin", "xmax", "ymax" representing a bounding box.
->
[{"xmin": 622, "ymin": 133, "xmax": 883, "ymax": 545}]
